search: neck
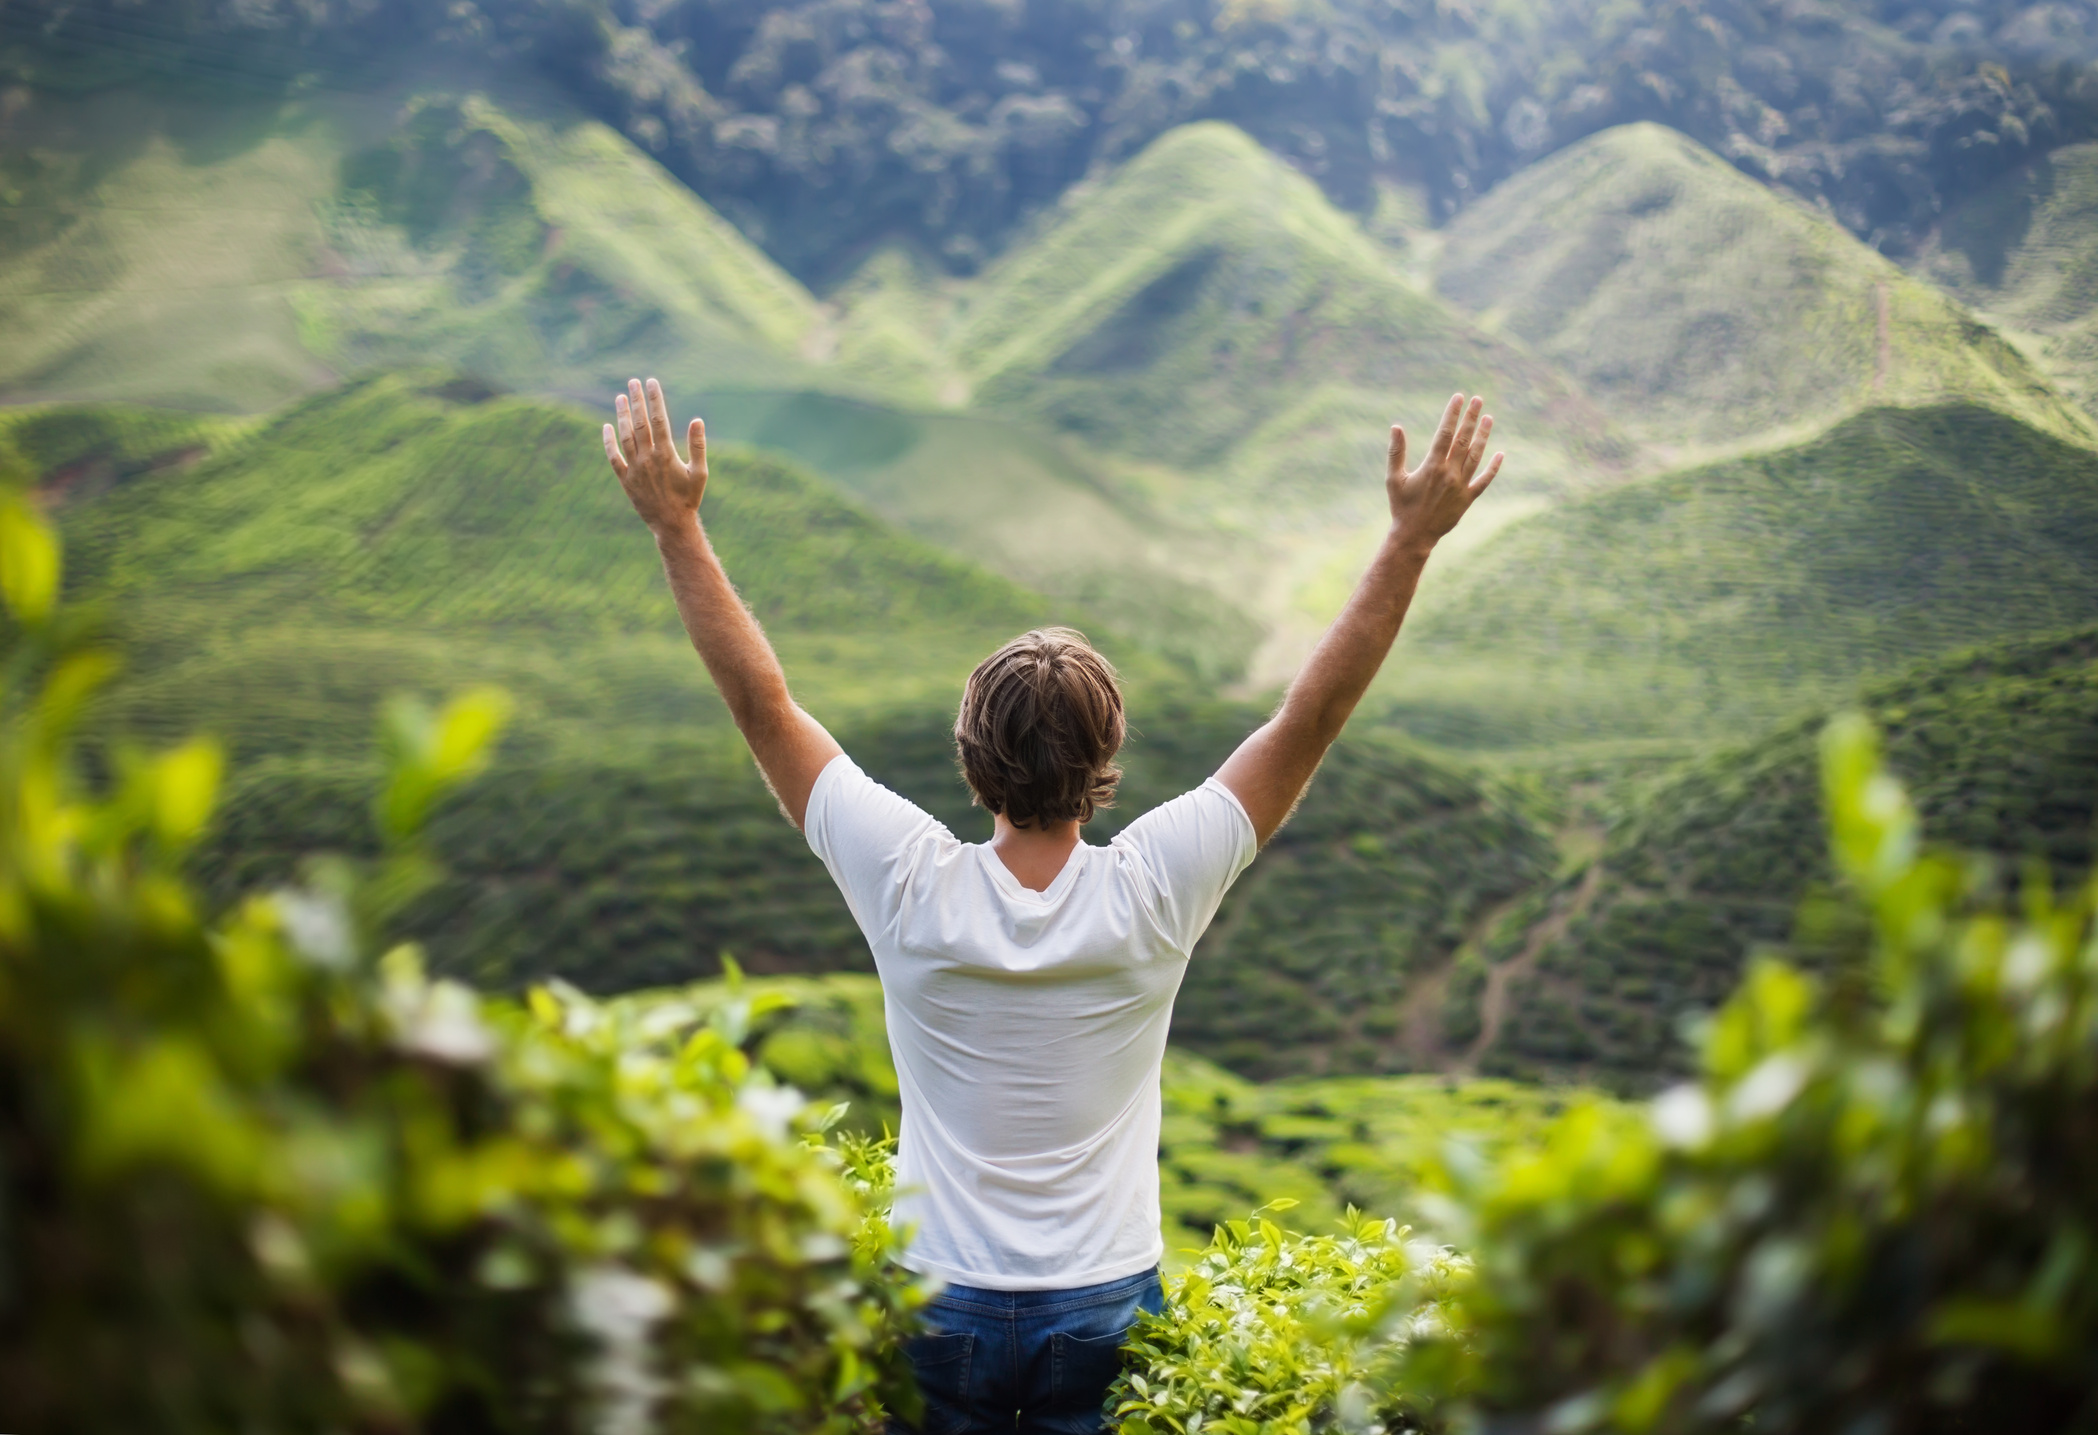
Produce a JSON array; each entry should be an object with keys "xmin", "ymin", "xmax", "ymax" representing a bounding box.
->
[{"xmin": 989, "ymin": 812, "xmax": 1083, "ymax": 892}]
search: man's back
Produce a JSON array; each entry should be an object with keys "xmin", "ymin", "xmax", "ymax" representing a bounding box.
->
[
  {"xmin": 603, "ymin": 375, "xmax": 1501, "ymax": 1431},
  {"xmin": 806, "ymin": 758, "xmax": 1256, "ymax": 1288}
]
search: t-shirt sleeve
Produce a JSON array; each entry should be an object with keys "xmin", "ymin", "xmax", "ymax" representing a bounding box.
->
[
  {"xmin": 1113, "ymin": 777, "xmax": 1259, "ymax": 953},
  {"xmin": 803, "ymin": 755, "xmax": 947, "ymax": 940}
]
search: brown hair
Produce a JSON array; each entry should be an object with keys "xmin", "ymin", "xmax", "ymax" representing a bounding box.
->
[{"xmin": 954, "ymin": 628, "xmax": 1126, "ymax": 828}]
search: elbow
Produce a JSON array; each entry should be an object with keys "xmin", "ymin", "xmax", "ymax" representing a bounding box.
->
[{"xmin": 1277, "ymin": 696, "xmax": 1350, "ymax": 753}]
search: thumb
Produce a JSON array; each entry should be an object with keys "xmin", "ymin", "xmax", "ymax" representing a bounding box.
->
[
  {"xmin": 1388, "ymin": 423, "xmax": 1406, "ymax": 477},
  {"xmin": 688, "ymin": 417, "xmax": 706, "ymax": 470}
]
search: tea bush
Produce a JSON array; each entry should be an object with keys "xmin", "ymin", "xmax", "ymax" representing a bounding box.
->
[
  {"xmin": 1391, "ymin": 713, "xmax": 2098, "ymax": 1432},
  {"xmin": 1110, "ymin": 1206, "xmax": 1469, "ymax": 1435},
  {"xmin": 1111, "ymin": 711, "xmax": 2098, "ymax": 1435},
  {"xmin": 0, "ymin": 488, "xmax": 924, "ymax": 1432}
]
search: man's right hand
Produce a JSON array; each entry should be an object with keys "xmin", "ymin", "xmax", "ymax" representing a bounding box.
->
[
  {"xmin": 604, "ymin": 377, "xmax": 708, "ymax": 535},
  {"xmin": 1385, "ymin": 393, "xmax": 1502, "ymax": 546}
]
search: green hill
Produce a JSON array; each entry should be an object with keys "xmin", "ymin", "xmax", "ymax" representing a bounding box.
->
[
  {"xmin": 24, "ymin": 375, "xmax": 1065, "ymax": 992},
  {"xmin": 1382, "ymin": 404, "xmax": 2098, "ymax": 748},
  {"xmin": 44, "ymin": 373, "xmax": 1046, "ymax": 761},
  {"xmin": 0, "ymin": 84, "xmax": 1282, "ymax": 676},
  {"xmin": 1475, "ymin": 626, "xmax": 2098, "ymax": 1088},
  {"xmin": 939, "ymin": 123, "xmax": 1637, "ymax": 515},
  {"xmin": 688, "ymin": 388, "xmax": 1266, "ymax": 682},
  {"xmin": 36, "ymin": 378, "xmax": 1535, "ymax": 1014},
  {"xmin": 0, "ymin": 84, "xmax": 822, "ymax": 413},
  {"xmin": 1434, "ymin": 124, "xmax": 2093, "ymax": 459},
  {"xmin": 1916, "ymin": 141, "xmax": 2098, "ymax": 420},
  {"xmin": 1174, "ymin": 732, "xmax": 1556, "ymax": 1080}
]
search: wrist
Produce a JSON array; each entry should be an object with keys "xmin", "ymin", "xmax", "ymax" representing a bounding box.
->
[
  {"xmin": 1385, "ymin": 519, "xmax": 1438, "ymax": 559},
  {"xmin": 651, "ymin": 511, "xmax": 703, "ymax": 549}
]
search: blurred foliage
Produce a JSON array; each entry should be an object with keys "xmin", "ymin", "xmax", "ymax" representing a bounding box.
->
[
  {"xmin": 1381, "ymin": 711, "xmax": 2098, "ymax": 1431},
  {"xmin": 1108, "ymin": 712, "xmax": 2098, "ymax": 1434},
  {"xmin": 6, "ymin": 0, "xmax": 2093, "ymax": 277},
  {"xmin": 1489, "ymin": 625, "xmax": 2098, "ymax": 1087},
  {"xmin": 0, "ymin": 499, "xmax": 926, "ymax": 1432}
]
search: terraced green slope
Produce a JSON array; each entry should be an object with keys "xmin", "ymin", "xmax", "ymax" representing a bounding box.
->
[
  {"xmin": 1176, "ymin": 732, "xmax": 1555, "ymax": 1080},
  {"xmin": 35, "ymin": 380, "xmax": 1531, "ymax": 1008},
  {"xmin": 0, "ymin": 87, "xmax": 1281, "ymax": 676},
  {"xmin": 1475, "ymin": 627, "xmax": 2098, "ymax": 1088},
  {"xmin": 1435, "ymin": 124, "xmax": 2092, "ymax": 457},
  {"xmin": 0, "ymin": 85, "xmax": 822, "ymax": 413},
  {"xmin": 48, "ymin": 373, "xmax": 1045, "ymax": 760},
  {"xmin": 204, "ymin": 688, "xmax": 1553, "ymax": 1022},
  {"xmin": 934, "ymin": 123, "xmax": 1637, "ymax": 519},
  {"xmin": 1917, "ymin": 142, "xmax": 2098, "ymax": 420},
  {"xmin": 1386, "ymin": 404, "xmax": 2098, "ymax": 748},
  {"xmin": 691, "ymin": 388, "xmax": 1264, "ymax": 683}
]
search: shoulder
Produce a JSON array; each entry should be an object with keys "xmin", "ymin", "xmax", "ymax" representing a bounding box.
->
[
  {"xmin": 806, "ymin": 756, "xmax": 956, "ymax": 859},
  {"xmin": 1110, "ymin": 779, "xmax": 1256, "ymax": 878},
  {"xmin": 1113, "ymin": 779, "xmax": 1255, "ymax": 847}
]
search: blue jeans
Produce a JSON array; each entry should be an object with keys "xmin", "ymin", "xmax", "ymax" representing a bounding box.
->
[{"xmin": 894, "ymin": 1266, "xmax": 1164, "ymax": 1435}]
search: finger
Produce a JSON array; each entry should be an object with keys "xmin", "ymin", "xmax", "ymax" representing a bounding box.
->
[
  {"xmin": 688, "ymin": 417, "xmax": 706, "ymax": 471},
  {"xmin": 627, "ymin": 380, "xmax": 651, "ymax": 452},
  {"xmin": 602, "ymin": 423, "xmax": 629, "ymax": 475},
  {"xmin": 1469, "ymin": 452, "xmax": 1504, "ymax": 496},
  {"xmin": 1466, "ymin": 414, "xmax": 1494, "ymax": 477},
  {"xmin": 1425, "ymin": 393, "xmax": 1464, "ymax": 467},
  {"xmin": 1449, "ymin": 396, "xmax": 1484, "ymax": 468},
  {"xmin": 1388, "ymin": 423, "xmax": 1406, "ymax": 476},
  {"xmin": 644, "ymin": 377, "xmax": 676, "ymax": 453},
  {"xmin": 615, "ymin": 393, "xmax": 637, "ymax": 455}
]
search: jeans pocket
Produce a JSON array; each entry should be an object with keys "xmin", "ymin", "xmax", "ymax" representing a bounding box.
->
[
  {"xmin": 1048, "ymin": 1324, "xmax": 1133, "ymax": 1416},
  {"xmin": 901, "ymin": 1330, "xmax": 975, "ymax": 1435}
]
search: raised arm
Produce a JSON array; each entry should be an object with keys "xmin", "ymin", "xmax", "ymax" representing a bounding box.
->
[
  {"xmin": 604, "ymin": 377, "xmax": 842, "ymax": 828},
  {"xmin": 1216, "ymin": 393, "xmax": 1502, "ymax": 846}
]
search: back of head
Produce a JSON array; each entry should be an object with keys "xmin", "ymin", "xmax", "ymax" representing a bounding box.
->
[{"xmin": 954, "ymin": 628, "xmax": 1125, "ymax": 829}]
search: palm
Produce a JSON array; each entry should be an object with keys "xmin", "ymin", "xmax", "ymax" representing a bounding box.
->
[
  {"xmin": 1387, "ymin": 393, "xmax": 1502, "ymax": 540},
  {"xmin": 604, "ymin": 377, "xmax": 708, "ymax": 532}
]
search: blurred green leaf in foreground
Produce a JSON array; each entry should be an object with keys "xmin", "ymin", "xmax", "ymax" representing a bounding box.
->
[
  {"xmin": 0, "ymin": 497, "xmax": 925, "ymax": 1432},
  {"xmin": 1356, "ymin": 711, "xmax": 2098, "ymax": 1431}
]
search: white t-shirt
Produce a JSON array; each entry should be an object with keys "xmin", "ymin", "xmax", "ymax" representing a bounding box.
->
[{"xmin": 803, "ymin": 756, "xmax": 1258, "ymax": 1290}]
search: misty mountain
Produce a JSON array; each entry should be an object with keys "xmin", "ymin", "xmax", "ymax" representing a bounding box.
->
[{"xmin": 9, "ymin": 0, "xmax": 2098, "ymax": 283}]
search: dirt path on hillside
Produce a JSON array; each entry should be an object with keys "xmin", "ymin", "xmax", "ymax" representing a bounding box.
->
[{"xmin": 1462, "ymin": 856, "xmax": 1608, "ymax": 1071}]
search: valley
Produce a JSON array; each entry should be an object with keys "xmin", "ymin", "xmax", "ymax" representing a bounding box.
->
[{"xmin": 7, "ymin": 27, "xmax": 2098, "ymax": 1117}]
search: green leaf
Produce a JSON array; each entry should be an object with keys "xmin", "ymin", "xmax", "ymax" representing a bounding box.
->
[
  {"xmin": 149, "ymin": 739, "xmax": 223, "ymax": 849},
  {"xmin": 430, "ymin": 686, "xmax": 514, "ymax": 784},
  {"xmin": 0, "ymin": 491, "xmax": 59, "ymax": 625}
]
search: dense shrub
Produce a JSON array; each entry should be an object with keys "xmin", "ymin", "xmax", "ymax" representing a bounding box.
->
[
  {"xmin": 1111, "ymin": 711, "xmax": 2098, "ymax": 1434},
  {"xmin": 1109, "ymin": 1206, "xmax": 1469, "ymax": 1435},
  {"xmin": 1394, "ymin": 713, "xmax": 2098, "ymax": 1431},
  {"xmin": 0, "ymin": 491, "xmax": 924, "ymax": 1432}
]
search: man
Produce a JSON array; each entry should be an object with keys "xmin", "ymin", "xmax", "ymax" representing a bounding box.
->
[{"xmin": 603, "ymin": 378, "xmax": 1502, "ymax": 1434}]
